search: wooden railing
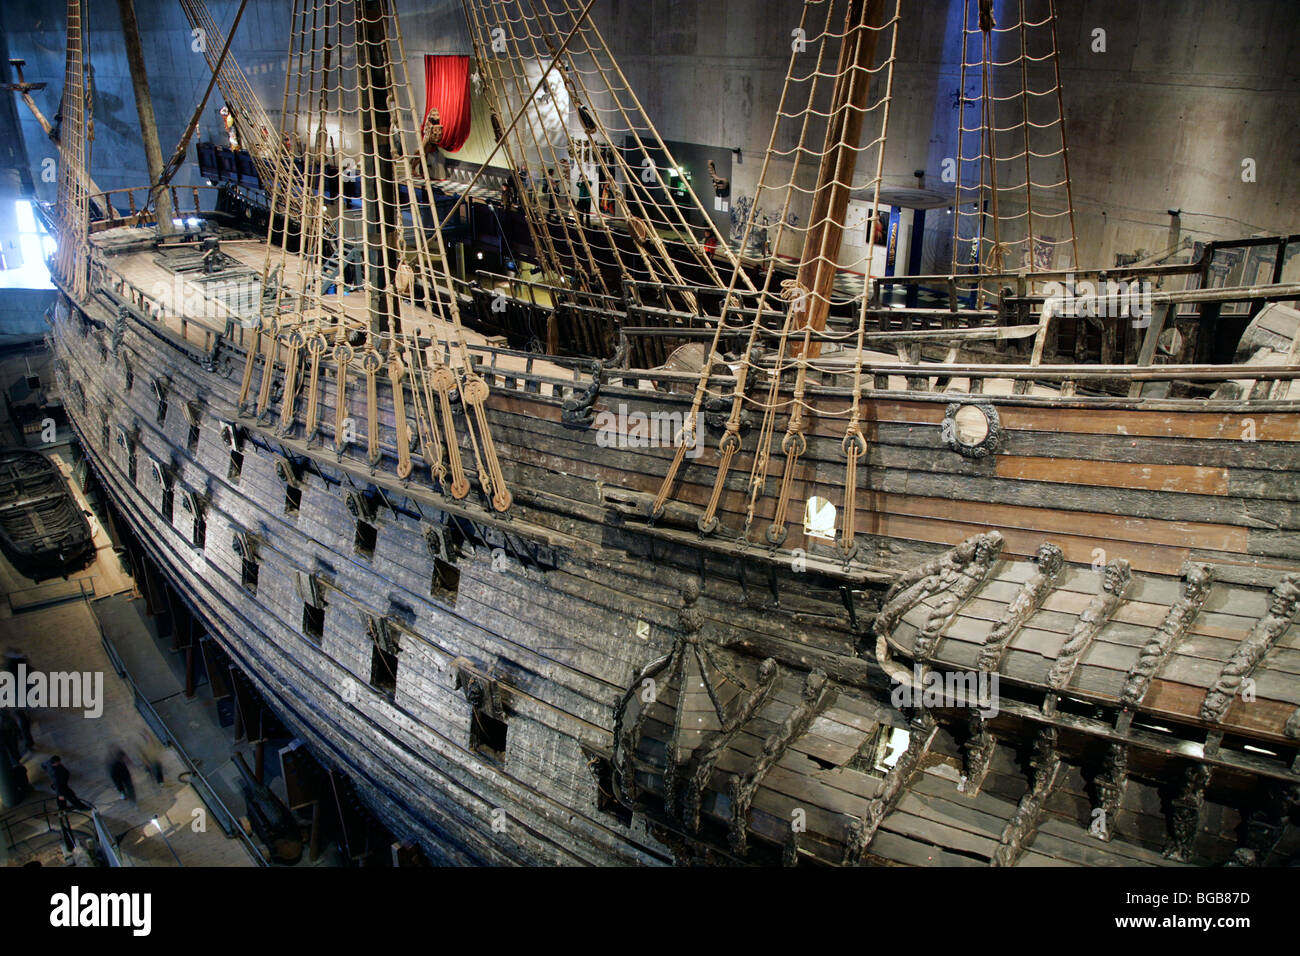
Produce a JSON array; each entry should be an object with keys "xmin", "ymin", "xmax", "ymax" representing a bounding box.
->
[
  {"xmin": 87, "ymin": 184, "xmax": 226, "ymax": 233},
  {"xmin": 89, "ymin": 253, "xmax": 238, "ymax": 354}
]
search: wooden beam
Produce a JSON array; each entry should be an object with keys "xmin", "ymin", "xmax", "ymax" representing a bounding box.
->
[
  {"xmin": 116, "ymin": 0, "xmax": 175, "ymax": 233},
  {"xmin": 792, "ymin": 0, "xmax": 889, "ymax": 359},
  {"xmin": 1128, "ymin": 303, "xmax": 1174, "ymax": 397}
]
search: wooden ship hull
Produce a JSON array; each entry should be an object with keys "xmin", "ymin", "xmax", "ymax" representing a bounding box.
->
[
  {"xmin": 32, "ymin": 0, "xmax": 1300, "ymax": 867},
  {"xmin": 41, "ymin": 221, "xmax": 1300, "ymax": 865}
]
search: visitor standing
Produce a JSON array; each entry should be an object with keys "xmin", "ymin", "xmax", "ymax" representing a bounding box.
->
[
  {"xmin": 107, "ymin": 748, "xmax": 135, "ymax": 804},
  {"xmin": 45, "ymin": 756, "xmax": 91, "ymax": 811}
]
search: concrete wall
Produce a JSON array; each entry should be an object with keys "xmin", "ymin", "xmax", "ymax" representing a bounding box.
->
[
  {"xmin": 598, "ymin": 0, "xmax": 1300, "ymax": 268},
  {"xmin": 2, "ymin": 0, "xmax": 1296, "ymax": 271},
  {"xmin": 0, "ymin": 289, "xmax": 55, "ymax": 345}
]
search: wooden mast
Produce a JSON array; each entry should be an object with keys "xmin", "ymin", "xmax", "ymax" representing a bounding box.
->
[
  {"xmin": 3, "ymin": 58, "xmax": 116, "ymax": 218},
  {"xmin": 791, "ymin": 0, "xmax": 888, "ymax": 359},
  {"xmin": 116, "ymin": 0, "xmax": 175, "ymax": 234}
]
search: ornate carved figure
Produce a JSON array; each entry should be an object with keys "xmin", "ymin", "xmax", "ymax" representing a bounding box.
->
[
  {"xmin": 842, "ymin": 711, "xmax": 939, "ymax": 865},
  {"xmin": 977, "ymin": 543, "xmax": 1064, "ymax": 672},
  {"xmin": 1163, "ymin": 763, "xmax": 1211, "ymax": 862},
  {"xmin": 911, "ymin": 532, "xmax": 1004, "ymax": 661},
  {"xmin": 421, "ymin": 107, "xmax": 443, "ymax": 150},
  {"xmin": 707, "ymin": 159, "xmax": 729, "ymax": 195},
  {"xmin": 1200, "ymin": 574, "xmax": 1300, "ymax": 724},
  {"xmin": 1121, "ymin": 563, "xmax": 1213, "ymax": 708},
  {"xmin": 992, "ymin": 727, "xmax": 1061, "ymax": 866},
  {"xmin": 1285, "ymin": 706, "xmax": 1300, "ymax": 740},
  {"xmin": 1046, "ymin": 559, "xmax": 1131, "ymax": 690},
  {"xmin": 682, "ymin": 658, "xmax": 778, "ymax": 833},
  {"xmin": 676, "ymin": 577, "xmax": 704, "ymax": 636},
  {"xmin": 877, "ymin": 532, "xmax": 1004, "ymax": 640},
  {"xmin": 1091, "ymin": 742, "xmax": 1129, "ymax": 843},
  {"xmin": 728, "ymin": 669, "xmax": 832, "ymax": 857},
  {"xmin": 961, "ymin": 711, "xmax": 997, "ymax": 798}
]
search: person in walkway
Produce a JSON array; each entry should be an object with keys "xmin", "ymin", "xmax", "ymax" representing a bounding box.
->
[
  {"xmin": 541, "ymin": 168, "xmax": 556, "ymax": 221},
  {"xmin": 45, "ymin": 756, "xmax": 91, "ymax": 811},
  {"xmin": 137, "ymin": 732, "xmax": 164, "ymax": 785},
  {"xmin": 576, "ymin": 176, "xmax": 592, "ymax": 228},
  {"xmin": 107, "ymin": 747, "xmax": 135, "ymax": 803},
  {"xmin": 2, "ymin": 649, "xmax": 35, "ymax": 754},
  {"xmin": 0, "ymin": 710, "xmax": 23, "ymax": 766}
]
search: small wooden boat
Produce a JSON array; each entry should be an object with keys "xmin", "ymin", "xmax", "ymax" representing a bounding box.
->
[{"xmin": 0, "ymin": 448, "xmax": 95, "ymax": 581}]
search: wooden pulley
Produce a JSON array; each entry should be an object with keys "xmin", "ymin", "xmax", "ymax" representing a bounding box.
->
[
  {"xmin": 306, "ymin": 333, "xmax": 329, "ymax": 355},
  {"xmin": 628, "ymin": 217, "xmax": 649, "ymax": 243},
  {"xmin": 333, "ymin": 342, "xmax": 355, "ymax": 364},
  {"xmin": 361, "ymin": 349, "xmax": 383, "ymax": 373},
  {"xmin": 460, "ymin": 376, "xmax": 490, "ymax": 405},
  {"xmin": 430, "ymin": 365, "xmax": 457, "ymax": 392}
]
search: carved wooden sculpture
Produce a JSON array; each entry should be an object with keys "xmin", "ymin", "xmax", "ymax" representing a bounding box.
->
[
  {"xmin": 1091, "ymin": 742, "xmax": 1129, "ymax": 843},
  {"xmin": 682, "ymin": 658, "xmax": 778, "ymax": 833},
  {"xmin": 1046, "ymin": 559, "xmax": 1131, "ymax": 690},
  {"xmin": 727, "ymin": 669, "xmax": 833, "ymax": 857},
  {"xmin": 1163, "ymin": 763, "xmax": 1211, "ymax": 863},
  {"xmin": 911, "ymin": 532, "xmax": 1003, "ymax": 661},
  {"xmin": 1121, "ymin": 563, "xmax": 1213, "ymax": 708},
  {"xmin": 977, "ymin": 542, "xmax": 1064, "ymax": 672},
  {"xmin": 961, "ymin": 711, "xmax": 997, "ymax": 798},
  {"xmin": 992, "ymin": 726, "xmax": 1061, "ymax": 866},
  {"xmin": 875, "ymin": 532, "xmax": 1003, "ymax": 683},
  {"xmin": 842, "ymin": 710, "xmax": 939, "ymax": 865},
  {"xmin": 1200, "ymin": 574, "xmax": 1300, "ymax": 724}
]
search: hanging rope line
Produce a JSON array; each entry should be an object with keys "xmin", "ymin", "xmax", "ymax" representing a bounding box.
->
[
  {"xmin": 54, "ymin": 0, "xmax": 91, "ymax": 299},
  {"xmin": 239, "ymin": 0, "xmax": 511, "ymax": 512},
  {"xmin": 649, "ymin": 0, "xmax": 899, "ymax": 563},
  {"xmin": 951, "ymin": 0, "xmax": 1079, "ymax": 285}
]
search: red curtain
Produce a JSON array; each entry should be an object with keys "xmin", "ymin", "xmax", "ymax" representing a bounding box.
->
[{"xmin": 423, "ymin": 54, "xmax": 471, "ymax": 154}]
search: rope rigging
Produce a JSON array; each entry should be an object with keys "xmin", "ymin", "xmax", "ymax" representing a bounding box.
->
[
  {"xmin": 239, "ymin": 0, "xmax": 512, "ymax": 512},
  {"xmin": 650, "ymin": 0, "xmax": 899, "ymax": 562},
  {"xmin": 53, "ymin": 0, "xmax": 91, "ymax": 299},
  {"xmin": 952, "ymin": 0, "xmax": 1079, "ymax": 287}
]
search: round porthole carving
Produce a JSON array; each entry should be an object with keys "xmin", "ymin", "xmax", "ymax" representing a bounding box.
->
[{"xmin": 941, "ymin": 402, "xmax": 1000, "ymax": 458}]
